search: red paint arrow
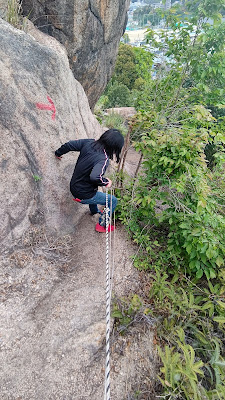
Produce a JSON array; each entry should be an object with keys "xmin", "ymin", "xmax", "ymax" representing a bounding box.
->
[{"xmin": 36, "ymin": 96, "xmax": 56, "ymax": 120}]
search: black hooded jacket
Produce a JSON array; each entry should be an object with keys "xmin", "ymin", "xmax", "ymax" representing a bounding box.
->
[{"xmin": 55, "ymin": 139, "xmax": 109, "ymax": 199}]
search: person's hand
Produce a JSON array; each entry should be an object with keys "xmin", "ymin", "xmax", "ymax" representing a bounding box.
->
[
  {"xmin": 55, "ymin": 155, "xmax": 62, "ymax": 160},
  {"xmin": 106, "ymin": 179, "xmax": 112, "ymax": 188}
]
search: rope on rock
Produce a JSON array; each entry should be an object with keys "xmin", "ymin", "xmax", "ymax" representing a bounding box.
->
[
  {"xmin": 104, "ymin": 188, "xmax": 111, "ymax": 400},
  {"xmin": 109, "ymin": 188, "xmax": 116, "ymax": 299}
]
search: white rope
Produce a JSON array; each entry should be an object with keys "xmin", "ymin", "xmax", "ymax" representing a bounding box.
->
[
  {"xmin": 109, "ymin": 189, "xmax": 116, "ymax": 299},
  {"xmin": 109, "ymin": 189, "xmax": 113, "ymax": 298},
  {"xmin": 104, "ymin": 188, "xmax": 111, "ymax": 400}
]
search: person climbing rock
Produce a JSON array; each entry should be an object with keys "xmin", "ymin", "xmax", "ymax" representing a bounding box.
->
[{"xmin": 55, "ymin": 129, "xmax": 124, "ymax": 232}]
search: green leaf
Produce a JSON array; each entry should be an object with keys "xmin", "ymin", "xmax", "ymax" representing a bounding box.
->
[
  {"xmin": 200, "ymin": 243, "xmax": 208, "ymax": 253},
  {"xmin": 216, "ymin": 256, "xmax": 224, "ymax": 267},
  {"xmin": 206, "ymin": 247, "xmax": 215, "ymax": 260},
  {"xmin": 210, "ymin": 269, "xmax": 217, "ymax": 279},
  {"xmin": 217, "ymin": 301, "xmax": 225, "ymax": 310},
  {"xmin": 189, "ymin": 260, "xmax": 197, "ymax": 270},
  {"xmin": 202, "ymin": 301, "xmax": 214, "ymax": 311},
  {"xmin": 213, "ymin": 316, "xmax": 225, "ymax": 324},
  {"xmin": 214, "ymin": 361, "xmax": 225, "ymax": 368},
  {"xmin": 194, "ymin": 332, "xmax": 209, "ymax": 345},
  {"xmin": 196, "ymin": 269, "xmax": 203, "ymax": 279},
  {"xmin": 111, "ymin": 311, "xmax": 123, "ymax": 318},
  {"xmin": 186, "ymin": 244, "xmax": 193, "ymax": 254}
]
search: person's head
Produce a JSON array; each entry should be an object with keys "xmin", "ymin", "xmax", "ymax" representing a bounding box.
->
[{"xmin": 94, "ymin": 129, "xmax": 124, "ymax": 163}]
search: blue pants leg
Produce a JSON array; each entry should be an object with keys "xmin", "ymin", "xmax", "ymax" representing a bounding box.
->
[{"xmin": 81, "ymin": 191, "xmax": 118, "ymax": 216}]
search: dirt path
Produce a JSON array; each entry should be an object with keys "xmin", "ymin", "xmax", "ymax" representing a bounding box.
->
[{"xmin": 0, "ymin": 199, "xmax": 156, "ymax": 400}]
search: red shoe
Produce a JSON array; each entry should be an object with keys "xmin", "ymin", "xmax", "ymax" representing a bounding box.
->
[{"xmin": 95, "ymin": 223, "xmax": 115, "ymax": 233}]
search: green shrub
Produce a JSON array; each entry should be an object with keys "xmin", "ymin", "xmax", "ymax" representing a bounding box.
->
[
  {"xmin": 113, "ymin": 2, "xmax": 225, "ymax": 398},
  {"xmin": 103, "ymin": 112, "xmax": 128, "ymax": 136},
  {"xmin": 107, "ymin": 83, "xmax": 132, "ymax": 108},
  {"xmin": 112, "ymin": 44, "xmax": 139, "ymax": 90},
  {"xmin": 119, "ymin": 105, "xmax": 225, "ymax": 280}
]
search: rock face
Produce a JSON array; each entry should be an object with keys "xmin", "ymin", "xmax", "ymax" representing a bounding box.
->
[
  {"xmin": 21, "ymin": 0, "xmax": 130, "ymax": 109},
  {"xmin": 0, "ymin": 18, "xmax": 102, "ymax": 251}
]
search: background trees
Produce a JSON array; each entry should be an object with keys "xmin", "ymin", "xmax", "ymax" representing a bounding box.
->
[{"xmin": 99, "ymin": 43, "xmax": 153, "ymax": 108}]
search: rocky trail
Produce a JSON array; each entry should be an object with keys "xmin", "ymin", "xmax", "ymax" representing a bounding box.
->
[{"xmin": 0, "ymin": 206, "xmax": 157, "ymax": 400}]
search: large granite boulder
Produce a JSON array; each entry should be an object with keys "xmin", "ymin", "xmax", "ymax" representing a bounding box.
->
[
  {"xmin": 0, "ymin": 18, "xmax": 102, "ymax": 250},
  {"xmin": 21, "ymin": 0, "xmax": 130, "ymax": 109}
]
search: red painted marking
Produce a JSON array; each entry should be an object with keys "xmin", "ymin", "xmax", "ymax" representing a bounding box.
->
[{"xmin": 36, "ymin": 96, "xmax": 56, "ymax": 120}]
